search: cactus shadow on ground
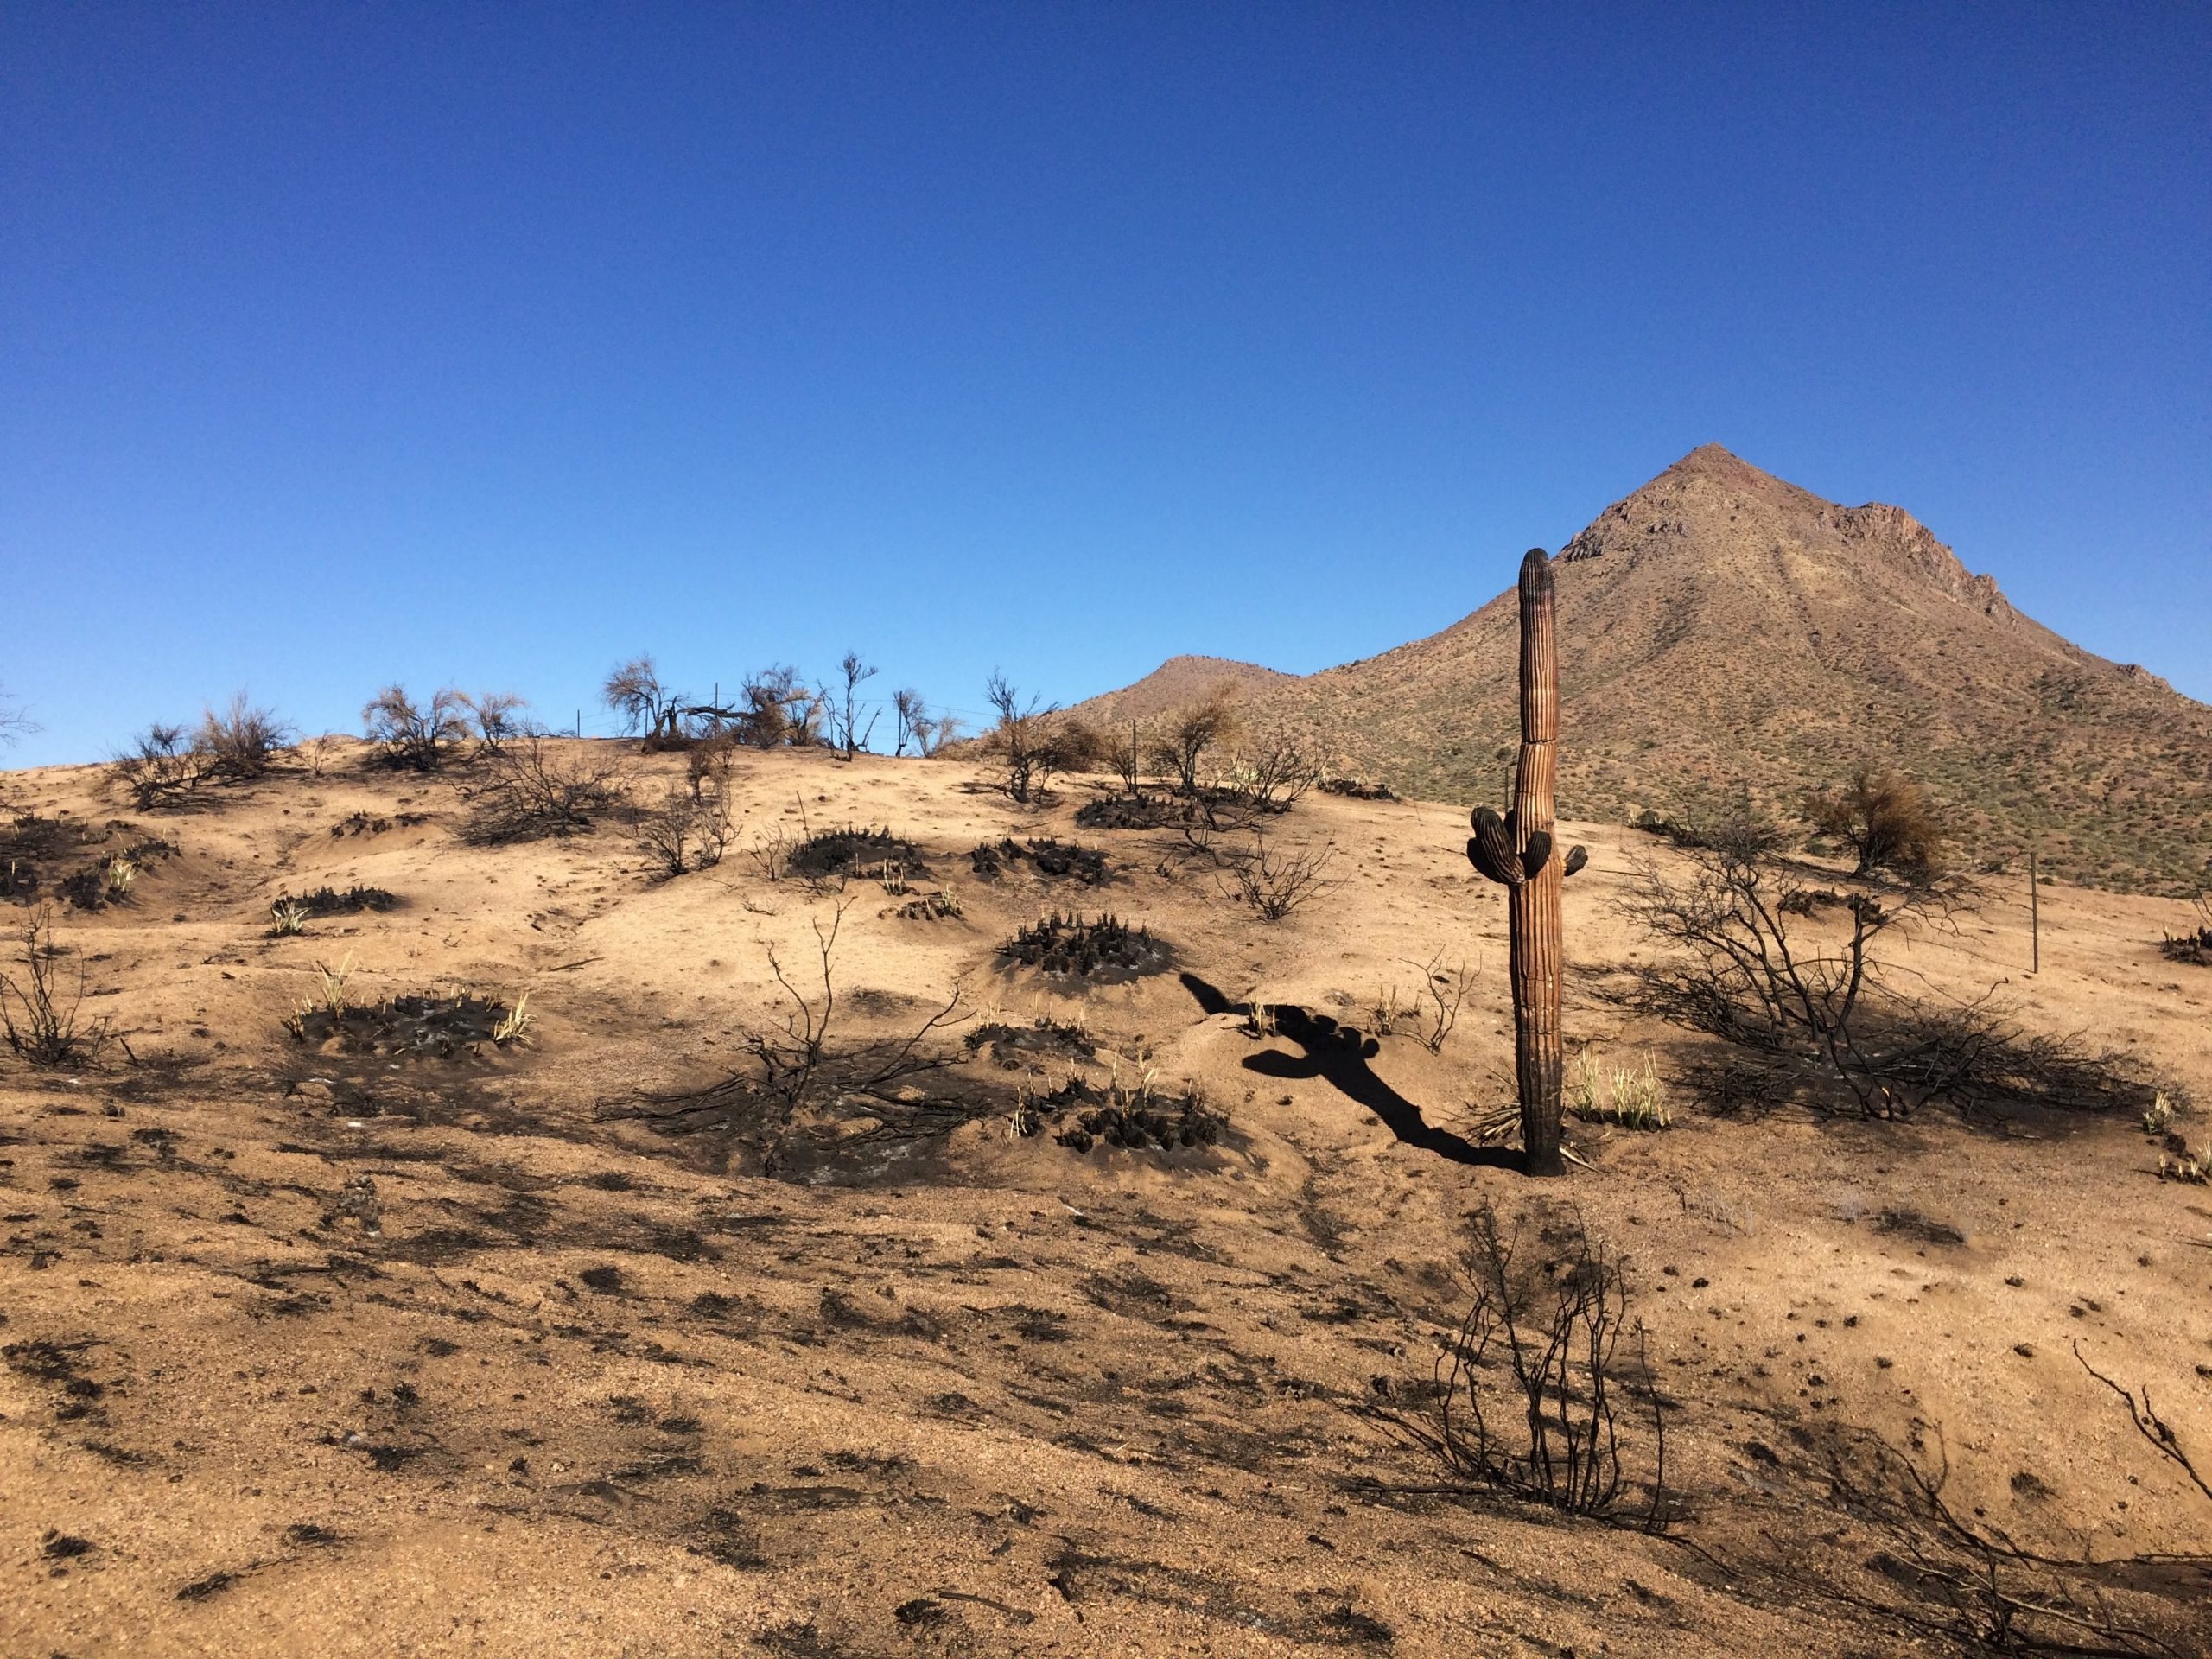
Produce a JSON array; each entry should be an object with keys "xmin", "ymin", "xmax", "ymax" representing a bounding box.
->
[{"xmin": 1178, "ymin": 972, "xmax": 1518, "ymax": 1169}]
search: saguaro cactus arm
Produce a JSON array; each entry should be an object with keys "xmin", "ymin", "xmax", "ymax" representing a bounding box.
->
[
  {"xmin": 1467, "ymin": 816, "xmax": 1586, "ymax": 887},
  {"xmin": 1467, "ymin": 807, "xmax": 1522, "ymax": 886}
]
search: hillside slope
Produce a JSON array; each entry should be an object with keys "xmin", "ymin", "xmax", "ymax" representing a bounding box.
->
[{"xmin": 2, "ymin": 742, "xmax": 2208, "ymax": 1654}]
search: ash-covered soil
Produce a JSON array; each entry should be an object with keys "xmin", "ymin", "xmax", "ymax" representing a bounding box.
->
[{"xmin": 3, "ymin": 742, "xmax": 2208, "ymax": 1656}]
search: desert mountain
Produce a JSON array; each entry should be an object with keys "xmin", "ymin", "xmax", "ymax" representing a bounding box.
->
[{"xmin": 1070, "ymin": 446, "xmax": 2212, "ymax": 893}]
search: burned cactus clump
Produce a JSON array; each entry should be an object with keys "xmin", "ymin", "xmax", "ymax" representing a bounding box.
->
[
  {"xmin": 289, "ymin": 885, "xmax": 403, "ymax": 917},
  {"xmin": 2161, "ymin": 896, "xmax": 2212, "ymax": 967},
  {"xmin": 999, "ymin": 912, "xmax": 1168, "ymax": 979},
  {"xmin": 969, "ymin": 836, "xmax": 1109, "ymax": 885},
  {"xmin": 964, "ymin": 1014, "xmax": 1098, "ymax": 1067},
  {"xmin": 1014, "ymin": 1077, "xmax": 1224, "ymax": 1155},
  {"xmin": 788, "ymin": 825, "xmax": 929, "ymax": 880},
  {"xmin": 284, "ymin": 987, "xmax": 523, "ymax": 1060}
]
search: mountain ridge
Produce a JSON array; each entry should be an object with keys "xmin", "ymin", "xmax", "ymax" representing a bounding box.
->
[{"xmin": 1064, "ymin": 447, "xmax": 2212, "ymax": 893}]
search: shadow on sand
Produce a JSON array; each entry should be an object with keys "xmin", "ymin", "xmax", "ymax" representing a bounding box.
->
[{"xmin": 1179, "ymin": 972, "xmax": 1521, "ymax": 1171}]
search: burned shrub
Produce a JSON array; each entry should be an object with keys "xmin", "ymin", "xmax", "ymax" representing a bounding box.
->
[
  {"xmin": 1624, "ymin": 815, "xmax": 2166, "ymax": 1122},
  {"xmin": 884, "ymin": 890, "xmax": 963, "ymax": 921},
  {"xmin": 1217, "ymin": 726, "xmax": 1321, "ymax": 815},
  {"xmin": 969, "ymin": 836, "xmax": 1109, "ymax": 885},
  {"xmin": 730, "ymin": 665, "xmax": 822, "ymax": 749},
  {"xmin": 1074, "ymin": 726, "xmax": 1315, "ymax": 834},
  {"xmin": 1073, "ymin": 794, "xmax": 1189, "ymax": 830},
  {"xmin": 111, "ymin": 696, "xmax": 289, "ymax": 808},
  {"xmin": 1807, "ymin": 766, "xmax": 1945, "ymax": 878},
  {"xmin": 1, "ymin": 814, "xmax": 99, "ymax": 903},
  {"xmin": 57, "ymin": 865, "xmax": 116, "ymax": 911},
  {"xmin": 459, "ymin": 734, "xmax": 629, "ymax": 844},
  {"xmin": 1000, "ymin": 912, "xmax": 1169, "ymax": 979},
  {"xmin": 1375, "ymin": 1204, "xmax": 1667, "ymax": 1526},
  {"xmin": 826, "ymin": 650, "xmax": 879, "ymax": 759},
  {"xmin": 199, "ymin": 692, "xmax": 294, "ymax": 780},
  {"xmin": 42, "ymin": 830, "xmax": 177, "ymax": 912},
  {"xmin": 685, "ymin": 732, "xmax": 736, "ymax": 798},
  {"xmin": 1215, "ymin": 826, "xmax": 1342, "ymax": 921},
  {"xmin": 1147, "ymin": 692, "xmax": 1241, "ymax": 796},
  {"xmin": 980, "ymin": 672, "xmax": 1057, "ymax": 803},
  {"xmin": 463, "ymin": 692, "xmax": 530, "ymax": 755},
  {"xmin": 599, "ymin": 898, "xmax": 971, "ymax": 1181},
  {"xmin": 328, "ymin": 810, "xmax": 423, "ymax": 838},
  {"xmin": 978, "ymin": 675, "xmax": 1102, "ymax": 802},
  {"xmin": 1, "ymin": 905, "xmax": 114, "ymax": 1068},
  {"xmin": 364, "ymin": 685, "xmax": 474, "ymax": 772},
  {"xmin": 112, "ymin": 722, "xmax": 217, "ymax": 809},
  {"xmin": 635, "ymin": 782, "xmax": 736, "ymax": 876},
  {"xmin": 602, "ymin": 656, "xmax": 683, "ymax": 741},
  {"xmin": 1803, "ymin": 1352, "xmax": 2212, "ymax": 1656}
]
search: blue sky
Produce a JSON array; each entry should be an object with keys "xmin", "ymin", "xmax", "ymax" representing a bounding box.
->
[{"xmin": 3, "ymin": 3, "xmax": 2207, "ymax": 764}]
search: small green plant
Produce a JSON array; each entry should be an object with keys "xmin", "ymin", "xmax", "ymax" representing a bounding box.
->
[
  {"xmin": 268, "ymin": 899, "xmax": 309, "ymax": 938},
  {"xmin": 2159, "ymin": 1137, "xmax": 2209, "ymax": 1185},
  {"xmin": 1609, "ymin": 1056, "xmax": 1669, "ymax": 1129},
  {"xmin": 312, "ymin": 952, "xmax": 355, "ymax": 1019},
  {"xmin": 1569, "ymin": 1049, "xmax": 1603, "ymax": 1120},
  {"xmin": 1370, "ymin": 982, "xmax": 1406, "ymax": 1033},
  {"xmin": 491, "ymin": 992, "xmax": 532, "ymax": 1046},
  {"xmin": 2143, "ymin": 1090, "xmax": 2176, "ymax": 1135},
  {"xmin": 1570, "ymin": 1050, "xmax": 1671, "ymax": 1130}
]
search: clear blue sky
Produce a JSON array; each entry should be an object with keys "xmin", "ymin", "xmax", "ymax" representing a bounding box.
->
[{"xmin": 3, "ymin": 3, "xmax": 2207, "ymax": 764}]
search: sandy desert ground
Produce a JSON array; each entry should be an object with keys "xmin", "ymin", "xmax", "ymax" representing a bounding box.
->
[{"xmin": 2, "ymin": 741, "xmax": 2208, "ymax": 1656}]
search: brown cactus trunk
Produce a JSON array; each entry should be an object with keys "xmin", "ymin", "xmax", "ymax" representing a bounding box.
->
[{"xmin": 1509, "ymin": 548, "xmax": 1566, "ymax": 1176}]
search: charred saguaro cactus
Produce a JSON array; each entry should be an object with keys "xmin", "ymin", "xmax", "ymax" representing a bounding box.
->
[{"xmin": 1466, "ymin": 549, "xmax": 1586, "ymax": 1176}]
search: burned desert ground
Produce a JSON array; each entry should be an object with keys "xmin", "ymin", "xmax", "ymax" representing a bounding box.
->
[{"xmin": 2, "ymin": 735, "xmax": 2209, "ymax": 1657}]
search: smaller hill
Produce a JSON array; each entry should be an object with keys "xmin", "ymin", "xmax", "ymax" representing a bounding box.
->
[{"xmin": 1062, "ymin": 655, "xmax": 1297, "ymax": 727}]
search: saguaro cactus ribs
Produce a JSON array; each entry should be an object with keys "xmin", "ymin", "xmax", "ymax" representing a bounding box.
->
[{"xmin": 1465, "ymin": 548, "xmax": 1587, "ymax": 1176}]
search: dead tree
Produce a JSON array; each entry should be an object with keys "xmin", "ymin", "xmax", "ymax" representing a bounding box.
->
[{"xmin": 829, "ymin": 651, "xmax": 880, "ymax": 759}]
